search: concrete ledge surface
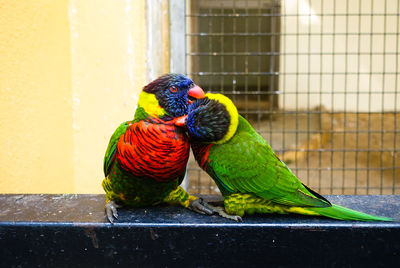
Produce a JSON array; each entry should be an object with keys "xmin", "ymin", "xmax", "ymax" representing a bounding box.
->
[{"xmin": 0, "ymin": 194, "xmax": 399, "ymax": 267}]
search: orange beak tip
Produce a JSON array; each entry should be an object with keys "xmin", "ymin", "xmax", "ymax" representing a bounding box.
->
[
  {"xmin": 188, "ymin": 85, "xmax": 205, "ymax": 99},
  {"xmin": 175, "ymin": 115, "xmax": 187, "ymax": 127}
]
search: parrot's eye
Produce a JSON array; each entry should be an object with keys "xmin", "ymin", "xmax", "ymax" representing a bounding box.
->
[{"xmin": 169, "ymin": 86, "xmax": 178, "ymax": 93}]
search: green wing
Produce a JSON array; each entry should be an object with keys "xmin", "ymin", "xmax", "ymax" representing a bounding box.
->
[
  {"xmin": 103, "ymin": 121, "xmax": 131, "ymax": 176},
  {"xmin": 207, "ymin": 116, "xmax": 330, "ymax": 208}
]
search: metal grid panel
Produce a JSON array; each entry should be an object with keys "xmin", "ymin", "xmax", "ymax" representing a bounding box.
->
[{"xmin": 185, "ymin": 0, "xmax": 400, "ymax": 195}]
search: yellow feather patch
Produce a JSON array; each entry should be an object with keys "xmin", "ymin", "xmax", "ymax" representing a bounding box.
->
[
  {"xmin": 205, "ymin": 93, "xmax": 239, "ymax": 144},
  {"xmin": 138, "ymin": 91, "xmax": 166, "ymax": 117}
]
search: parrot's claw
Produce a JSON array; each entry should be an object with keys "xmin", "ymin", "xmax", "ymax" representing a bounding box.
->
[
  {"xmin": 105, "ymin": 200, "xmax": 121, "ymax": 223},
  {"xmin": 188, "ymin": 198, "xmax": 214, "ymax": 215},
  {"xmin": 227, "ymin": 214, "xmax": 243, "ymax": 222},
  {"xmin": 202, "ymin": 202, "xmax": 243, "ymax": 222}
]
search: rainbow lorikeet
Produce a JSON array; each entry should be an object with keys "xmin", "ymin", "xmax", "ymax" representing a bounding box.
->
[
  {"xmin": 102, "ymin": 74, "xmax": 212, "ymax": 223},
  {"xmin": 181, "ymin": 93, "xmax": 392, "ymax": 222}
]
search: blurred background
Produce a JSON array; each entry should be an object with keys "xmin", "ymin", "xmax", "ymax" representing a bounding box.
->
[{"xmin": 0, "ymin": 0, "xmax": 399, "ymax": 195}]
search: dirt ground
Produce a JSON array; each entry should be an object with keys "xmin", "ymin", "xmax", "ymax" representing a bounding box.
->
[{"xmin": 188, "ymin": 111, "xmax": 400, "ymax": 195}]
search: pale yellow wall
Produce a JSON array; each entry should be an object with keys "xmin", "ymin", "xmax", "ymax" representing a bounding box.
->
[
  {"xmin": 0, "ymin": 1, "xmax": 74, "ymax": 193},
  {"xmin": 0, "ymin": 0, "xmax": 154, "ymax": 193},
  {"xmin": 69, "ymin": 0, "xmax": 148, "ymax": 193}
]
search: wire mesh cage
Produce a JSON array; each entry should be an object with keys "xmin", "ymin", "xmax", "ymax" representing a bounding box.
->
[{"xmin": 185, "ymin": 0, "xmax": 400, "ymax": 195}]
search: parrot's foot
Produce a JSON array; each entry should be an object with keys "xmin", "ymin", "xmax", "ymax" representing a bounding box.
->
[
  {"xmin": 202, "ymin": 202, "xmax": 243, "ymax": 222},
  {"xmin": 105, "ymin": 200, "xmax": 121, "ymax": 223},
  {"xmin": 188, "ymin": 198, "xmax": 215, "ymax": 215}
]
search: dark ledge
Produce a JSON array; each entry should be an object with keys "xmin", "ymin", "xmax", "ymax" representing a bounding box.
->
[{"xmin": 0, "ymin": 194, "xmax": 399, "ymax": 267}]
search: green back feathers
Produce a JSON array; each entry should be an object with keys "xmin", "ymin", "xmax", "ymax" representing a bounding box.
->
[{"xmin": 103, "ymin": 121, "xmax": 131, "ymax": 176}]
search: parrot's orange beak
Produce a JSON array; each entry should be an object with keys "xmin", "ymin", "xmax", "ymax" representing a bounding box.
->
[
  {"xmin": 188, "ymin": 85, "xmax": 205, "ymax": 102},
  {"xmin": 174, "ymin": 115, "xmax": 187, "ymax": 127}
]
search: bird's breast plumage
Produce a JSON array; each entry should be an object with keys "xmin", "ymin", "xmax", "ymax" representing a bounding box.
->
[
  {"xmin": 116, "ymin": 120, "xmax": 189, "ymax": 182},
  {"xmin": 191, "ymin": 142, "xmax": 212, "ymax": 170}
]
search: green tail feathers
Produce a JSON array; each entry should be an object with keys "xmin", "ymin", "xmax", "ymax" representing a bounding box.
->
[{"xmin": 309, "ymin": 204, "xmax": 393, "ymax": 222}]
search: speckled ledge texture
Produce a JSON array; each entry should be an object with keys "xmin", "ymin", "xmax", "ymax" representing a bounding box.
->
[{"xmin": 0, "ymin": 194, "xmax": 399, "ymax": 267}]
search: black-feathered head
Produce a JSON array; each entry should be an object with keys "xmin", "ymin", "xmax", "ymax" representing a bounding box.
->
[
  {"xmin": 186, "ymin": 97, "xmax": 231, "ymax": 142},
  {"xmin": 143, "ymin": 73, "xmax": 204, "ymax": 117}
]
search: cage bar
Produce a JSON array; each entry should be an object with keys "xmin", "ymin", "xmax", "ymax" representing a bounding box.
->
[{"xmin": 185, "ymin": 0, "xmax": 400, "ymax": 195}]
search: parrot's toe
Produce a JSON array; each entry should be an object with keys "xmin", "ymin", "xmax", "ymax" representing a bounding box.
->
[
  {"xmin": 218, "ymin": 210, "xmax": 243, "ymax": 222},
  {"xmin": 230, "ymin": 215, "xmax": 243, "ymax": 222},
  {"xmin": 202, "ymin": 202, "xmax": 243, "ymax": 222},
  {"xmin": 188, "ymin": 198, "xmax": 214, "ymax": 215},
  {"xmin": 105, "ymin": 200, "xmax": 120, "ymax": 223}
]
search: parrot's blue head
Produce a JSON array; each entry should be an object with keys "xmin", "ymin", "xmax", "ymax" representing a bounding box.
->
[
  {"xmin": 143, "ymin": 73, "xmax": 205, "ymax": 118},
  {"xmin": 186, "ymin": 97, "xmax": 231, "ymax": 142}
]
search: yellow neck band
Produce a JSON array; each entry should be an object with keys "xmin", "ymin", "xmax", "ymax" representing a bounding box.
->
[
  {"xmin": 205, "ymin": 93, "xmax": 239, "ymax": 144},
  {"xmin": 138, "ymin": 91, "xmax": 166, "ymax": 117}
]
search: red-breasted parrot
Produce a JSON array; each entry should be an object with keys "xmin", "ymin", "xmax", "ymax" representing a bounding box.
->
[
  {"xmin": 181, "ymin": 93, "xmax": 392, "ymax": 222},
  {"xmin": 102, "ymin": 74, "xmax": 211, "ymax": 223}
]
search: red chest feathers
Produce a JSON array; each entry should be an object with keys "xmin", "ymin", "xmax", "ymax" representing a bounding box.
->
[{"xmin": 116, "ymin": 121, "xmax": 190, "ymax": 181}]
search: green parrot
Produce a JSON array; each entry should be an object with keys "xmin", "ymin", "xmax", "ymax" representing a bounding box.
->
[
  {"xmin": 181, "ymin": 93, "xmax": 392, "ymax": 222},
  {"xmin": 102, "ymin": 74, "xmax": 214, "ymax": 223}
]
